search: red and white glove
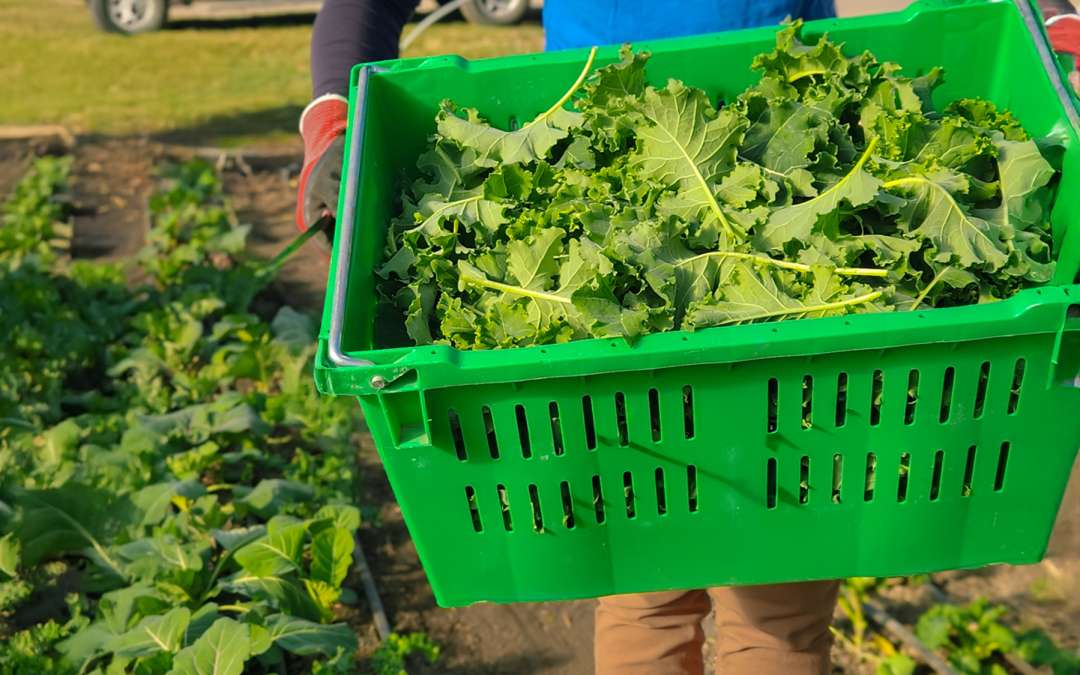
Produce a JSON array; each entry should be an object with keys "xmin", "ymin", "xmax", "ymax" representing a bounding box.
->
[
  {"xmin": 296, "ymin": 94, "xmax": 348, "ymax": 234},
  {"xmin": 1046, "ymin": 12, "xmax": 1080, "ymax": 93}
]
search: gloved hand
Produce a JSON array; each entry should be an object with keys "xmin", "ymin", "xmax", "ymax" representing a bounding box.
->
[
  {"xmin": 296, "ymin": 94, "xmax": 348, "ymax": 239},
  {"xmin": 1046, "ymin": 10, "xmax": 1080, "ymax": 93}
]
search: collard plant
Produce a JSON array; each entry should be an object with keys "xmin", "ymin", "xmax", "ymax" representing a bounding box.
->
[{"xmin": 0, "ymin": 158, "xmax": 365, "ymax": 674}]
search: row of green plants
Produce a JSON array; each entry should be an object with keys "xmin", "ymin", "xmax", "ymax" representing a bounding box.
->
[
  {"xmin": 835, "ymin": 577, "xmax": 1080, "ymax": 675},
  {"xmin": 0, "ymin": 157, "xmax": 435, "ymax": 674},
  {"xmin": 2, "ymin": 155, "xmax": 1072, "ymax": 675}
]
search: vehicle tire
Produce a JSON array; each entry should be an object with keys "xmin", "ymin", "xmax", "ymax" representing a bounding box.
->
[
  {"xmin": 459, "ymin": 0, "xmax": 529, "ymax": 26},
  {"xmin": 89, "ymin": 0, "xmax": 168, "ymax": 34}
]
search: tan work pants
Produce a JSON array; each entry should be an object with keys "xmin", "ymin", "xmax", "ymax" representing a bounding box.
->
[{"xmin": 595, "ymin": 580, "xmax": 840, "ymax": 675}]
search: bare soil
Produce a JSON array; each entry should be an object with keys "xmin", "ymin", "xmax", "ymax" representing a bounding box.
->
[{"xmin": 4, "ymin": 135, "xmax": 1077, "ymax": 674}]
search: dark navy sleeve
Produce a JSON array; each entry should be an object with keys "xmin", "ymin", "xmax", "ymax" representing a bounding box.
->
[
  {"xmin": 311, "ymin": 0, "xmax": 420, "ymax": 98},
  {"xmin": 800, "ymin": 0, "xmax": 836, "ymax": 21}
]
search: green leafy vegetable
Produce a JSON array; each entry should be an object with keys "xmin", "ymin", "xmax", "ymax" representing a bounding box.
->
[
  {"xmin": 0, "ymin": 158, "xmax": 366, "ymax": 674},
  {"xmin": 379, "ymin": 23, "xmax": 1058, "ymax": 349}
]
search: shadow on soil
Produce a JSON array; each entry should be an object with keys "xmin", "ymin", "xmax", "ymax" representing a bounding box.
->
[
  {"xmin": 414, "ymin": 652, "xmax": 572, "ymax": 675},
  {"xmin": 166, "ymin": 8, "xmax": 541, "ymax": 32},
  {"xmin": 167, "ymin": 13, "xmax": 316, "ymax": 31},
  {"xmin": 152, "ymin": 105, "xmax": 306, "ymax": 148}
]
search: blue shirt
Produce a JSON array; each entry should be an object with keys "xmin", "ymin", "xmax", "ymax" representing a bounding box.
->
[{"xmin": 543, "ymin": 0, "xmax": 836, "ymax": 51}]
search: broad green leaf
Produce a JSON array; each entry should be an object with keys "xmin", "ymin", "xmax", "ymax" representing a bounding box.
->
[
  {"xmin": 248, "ymin": 623, "xmax": 274, "ymax": 658},
  {"xmin": 437, "ymin": 101, "xmax": 582, "ymax": 168},
  {"xmin": 168, "ymin": 617, "xmax": 249, "ymax": 675},
  {"xmin": 270, "ymin": 306, "xmax": 314, "ymax": 351},
  {"xmin": 474, "ymin": 298, "xmax": 544, "ymax": 348},
  {"xmin": 752, "ymin": 22, "xmax": 850, "ymax": 86},
  {"xmin": 224, "ymin": 574, "xmax": 322, "ymax": 622},
  {"xmin": 740, "ymin": 95, "xmax": 830, "ymax": 196},
  {"xmin": 114, "ymin": 536, "xmax": 207, "ymax": 579},
  {"xmin": 579, "ymin": 44, "xmax": 650, "ymax": 149},
  {"xmin": 0, "ymin": 532, "xmax": 19, "ymax": 577},
  {"xmin": 209, "ymin": 401, "xmax": 263, "ymax": 435},
  {"xmin": 58, "ymin": 620, "xmax": 115, "ymax": 667},
  {"xmin": 107, "ymin": 607, "xmax": 191, "ymax": 658},
  {"xmin": 901, "ymin": 116, "xmax": 996, "ymax": 168},
  {"xmin": 715, "ymin": 163, "xmax": 776, "ymax": 209},
  {"xmin": 407, "ymin": 188, "xmax": 507, "ymax": 244},
  {"xmin": 412, "ymin": 139, "xmax": 487, "ymax": 195},
  {"xmin": 582, "ymin": 44, "xmax": 647, "ymax": 111},
  {"xmin": 263, "ymin": 614, "xmax": 357, "ymax": 656},
  {"xmin": 631, "ymin": 81, "xmax": 748, "ymax": 242},
  {"xmin": 506, "ymin": 228, "xmax": 564, "ymax": 290},
  {"xmin": 234, "ymin": 518, "xmax": 307, "ymax": 577},
  {"xmin": 859, "ymin": 62, "xmax": 942, "ymax": 133},
  {"xmin": 185, "ymin": 603, "xmax": 220, "ymax": 645},
  {"xmin": 571, "ymin": 278, "xmax": 649, "ymax": 340},
  {"xmin": 99, "ymin": 584, "xmax": 170, "ymax": 635},
  {"xmin": 756, "ymin": 138, "xmax": 882, "ymax": 251},
  {"xmin": 947, "ymin": 98, "xmax": 1029, "ymax": 141},
  {"xmin": 303, "ymin": 578, "xmax": 341, "ymax": 617},
  {"xmin": 685, "ymin": 264, "xmax": 804, "ymax": 327},
  {"xmin": 132, "ymin": 481, "xmax": 206, "ymax": 526},
  {"xmin": 890, "ymin": 173, "xmax": 1010, "ymax": 271},
  {"xmin": 211, "ymin": 525, "xmax": 265, "ymax": 552},
  {"xmin": 557, "ymin": 238, "xmax": 613, "ymax": 297},
  {"xmin": 687, "ymin": 264, "xmax": 879, "ymax": 327},
  {"xmin": 915, "ymin": 612, "xmax": 953, "ymax": 649},
  {"xmin": 877, "ymin": 653, "xmax": 918, "ymax": 675},
  {"xmin": 313, "ymin": 504, "xmax": 361, "ymax": 532},
  {"xmin": 38, "ymin": 418, "xmax": 81, "ymax": 473},
  {"xmin": 403, "ymin": 283, "xmax": 437, "ymax": 345},
  {"xmin": 981, "ymin": 139, "xmax": 1055, "ymax": 232},
  {"xmin": 310, "ymin": 526, "xmax": 353, "ymax": 587},
  {"xmin": 9, "ymin": 484, "xmax": 132, "ymax": 577},
  {"xmin": 237, "ymin": 479, "xmax": 315, "ymax": 519}
]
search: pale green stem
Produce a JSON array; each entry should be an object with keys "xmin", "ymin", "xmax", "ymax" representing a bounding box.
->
[
  {"xmin": 675, "ymin": 251, "xmax": 888, "ymax": 278},
  {"xmin": 717, "ymin": 290, "xmax": 884, "ymax": 326},
  {"xmin": 218, "ymin": 604, "xmax": 252, "ymax": 614},
  {"xmin": 404, "ymin": 195, "xmax": 482, "ymax": 235},
  {"xmin": 909, "ymin": 266, "xmax": 950, "ymax": 310},
  {"xmin": 460, "ymin": 274, "xmax": 572, "ymax": 304},
  {"xmin": 881, "ymin": 176, "xmax": 926, "ymax": 190},
  {"xmin": 784, "ymin": 137, "xmax": 879, "ymax": 215},
  {"xmin": 787, "ymin": 67, "xmax": 829, "ymax": 83},
  {"xmin": 522, "ymin": 46, "xmax": 598, "ymax": 130},
  {"xmin": 739, "ymin": 156, "xmax": 789, "ymax": 181},
  {"xmin": 851, "ymin": 136, "xmax": 879, "ymax": 175}
]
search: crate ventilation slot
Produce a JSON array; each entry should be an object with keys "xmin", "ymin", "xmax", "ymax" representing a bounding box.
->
[{"xmin": 765, "ymin": 443, "xmax": 1011, "ymax": 509}]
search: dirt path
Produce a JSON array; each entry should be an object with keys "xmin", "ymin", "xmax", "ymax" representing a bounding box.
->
[{"xmin": 4, "ymin": 135, "xmax": 1077, "ymax": 673}]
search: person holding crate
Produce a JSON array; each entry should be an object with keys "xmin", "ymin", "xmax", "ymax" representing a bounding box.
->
[{"xmin": 295, "ymin": 1, "xmax": 1080, "ymax": 674}]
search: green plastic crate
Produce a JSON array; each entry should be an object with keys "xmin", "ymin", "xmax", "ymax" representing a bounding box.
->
[{"xmin": 315, "ymin": 0, "xmax": 1080, "ymax": 606}]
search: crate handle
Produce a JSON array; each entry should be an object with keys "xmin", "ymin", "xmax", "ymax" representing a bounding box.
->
[{"xmin": 327, "ymin": 65, "xmax": 384, "ymax": 385}]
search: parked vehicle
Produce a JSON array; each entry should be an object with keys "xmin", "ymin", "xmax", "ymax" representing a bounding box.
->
[{"xmin": 87, "ymin": 0, "xmax": 533, "ymax": 35}]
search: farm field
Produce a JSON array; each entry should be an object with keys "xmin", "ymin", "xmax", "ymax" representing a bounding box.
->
[{"xmin": 2, "ymin": 0, "xmax": 1079, "ymax": 673}]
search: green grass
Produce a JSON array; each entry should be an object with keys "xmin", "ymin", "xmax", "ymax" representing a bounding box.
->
[{"xmin": 0, "ymin": 0, "xmax": 543, "ymax": 144}]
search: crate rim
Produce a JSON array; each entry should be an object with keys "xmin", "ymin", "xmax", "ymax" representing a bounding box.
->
[{"xmin": 315, "ymin": 285, "xmax": 1080, "ymax": 396}]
